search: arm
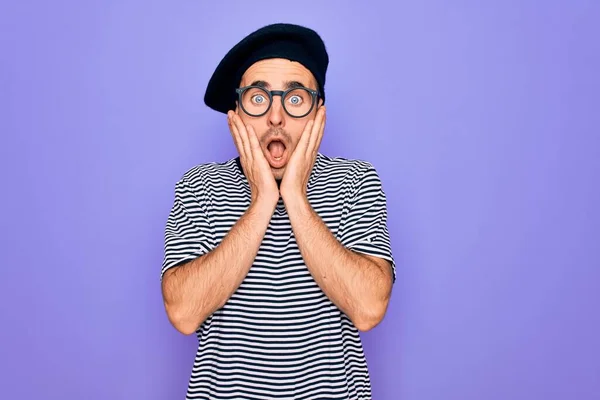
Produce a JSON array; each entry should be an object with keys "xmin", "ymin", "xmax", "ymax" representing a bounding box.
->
[
  {"xmin": 285, "ymin": 194, "xmax": 394, "ymax": 332},
  {"xmin": 160, "ymin": 179, "xmax": 276, "ymax": 335},
  {"xmin": 278, "ymin": 108, "xmax": 395, "ymax": 331}
]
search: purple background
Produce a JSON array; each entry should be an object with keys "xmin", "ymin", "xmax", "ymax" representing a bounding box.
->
[{"xmin": 1, "ymin": 1, "xmax": 599, "ymax": 399}]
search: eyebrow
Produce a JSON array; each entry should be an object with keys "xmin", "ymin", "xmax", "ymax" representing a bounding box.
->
[{"xmin": 249, "ymin": 80, "xmax": 309, "ymax": 90}]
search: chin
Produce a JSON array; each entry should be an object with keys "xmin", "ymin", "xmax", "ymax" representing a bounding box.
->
[{"xmin": 271, "ymin": 167, "xmax": 286, "ymax": 181}]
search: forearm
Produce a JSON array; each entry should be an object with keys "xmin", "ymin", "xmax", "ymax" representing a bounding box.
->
[
  {"xmin": 161, "ymin": 197, "xmax": 276, "ymax": 334},
  {"xmin": 285, "ymin": 196, "xmax": 392, "ymax": 331}
]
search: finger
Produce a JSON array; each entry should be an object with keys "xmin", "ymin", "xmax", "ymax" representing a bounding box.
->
[
  {"xmin": 297, "ymin": 119, "xmax": 314, "ymax": 154},
  {"xmin": 228, "ymin": 112, "xmax": 246, "ymax": 159},
  {"xmin": 246, "ymin": 125, "xmax": 265, "ymax": 161},
  {"xmin": 231, "ymin": 114, "xmax": 253, "ymax": 162},
  {"xmin": 313, "ymin": 109, "xmax": 326, "ymax": 156},
  {"xmin": 306, "ymin": 107, "xmax": 325, "ymax": 155}
]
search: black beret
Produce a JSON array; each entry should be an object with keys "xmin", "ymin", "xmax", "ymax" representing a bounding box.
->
[{"xmin": 204, "ymin": 23, "xmax": 329, "ymax": 114}]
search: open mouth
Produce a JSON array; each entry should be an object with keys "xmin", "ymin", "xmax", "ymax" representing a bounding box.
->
[{"xmin": 266, "ymin": 139, "xmax": 287, "ymax": 168}]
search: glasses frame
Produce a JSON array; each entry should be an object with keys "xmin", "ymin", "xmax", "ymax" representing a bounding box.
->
[{"xmin": 235, "ymin": 85, "xmax": 320, "ymax": 118}]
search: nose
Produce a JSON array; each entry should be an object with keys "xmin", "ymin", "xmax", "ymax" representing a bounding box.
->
[{"xmin": 267, "ymin": 95, "xmax": 285, "ymax": 128}]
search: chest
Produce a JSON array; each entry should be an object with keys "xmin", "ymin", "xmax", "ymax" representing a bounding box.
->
[{"xmin": 209, "ymin": 184, "xmax": 349, "ymax": 273}]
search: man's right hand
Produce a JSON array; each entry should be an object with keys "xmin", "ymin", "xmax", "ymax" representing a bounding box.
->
[
  {"xmin": 162, "ymin": 115, "xmax": 280, "ymax": 334},
  {"xmin": 228, "ymin": 111, "xmax": 280, "ymax": 207}
]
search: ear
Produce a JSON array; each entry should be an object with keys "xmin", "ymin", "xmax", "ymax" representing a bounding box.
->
[
  {"xmin": 318, "ymin": 98, "xmax": 324, "ymax": 108},
  {"xmin": 235, "ymin": 100, "xmax": 239, "ymax": 114}
]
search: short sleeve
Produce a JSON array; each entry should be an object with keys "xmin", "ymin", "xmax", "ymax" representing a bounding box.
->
[
  {"xmin": 337, "ymin": 164, "xmax": 396, "ymax": 283},
  {"xmin": 160, "ymin": 177, "xmax": 216, "ymax": 280}
]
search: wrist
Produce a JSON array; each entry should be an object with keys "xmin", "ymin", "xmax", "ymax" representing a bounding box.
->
[
  {"xmin": 250, "ymin": 193, "xmax": 279, "ymax": 214},
  {"xmin": 282, "ymin": 191, "xmax": 311, "ymax": 216},
  {"xmin": 280, "ymin": 186, "xmax": 304, "ymax": 203}
]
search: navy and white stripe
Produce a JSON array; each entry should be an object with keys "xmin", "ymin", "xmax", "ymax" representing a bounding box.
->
[{"xmin": 162, "ymin": 152, "xmax": 396, "ymax": 400}]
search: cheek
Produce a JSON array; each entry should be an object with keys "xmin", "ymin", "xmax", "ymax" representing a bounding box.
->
[
  {"xmin": 238, "ymin": 114, "xmax": 260, "ymax": 131},
  {"xmin": 288, "ymin": 133, "xmax": 305, "ymax": 151},
  {"xmin": 290, "ymin": 119, "xmax": 310, "ymax": 138}
]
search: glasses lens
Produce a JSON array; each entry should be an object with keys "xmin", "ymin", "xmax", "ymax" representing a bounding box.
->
[
  {"xmin": 241, "ymin": 87, "xmax": 270, "ymax": 116},
  {"xmin": 284, "ymin": 88, "xmax": 313, "ymax": 117}
]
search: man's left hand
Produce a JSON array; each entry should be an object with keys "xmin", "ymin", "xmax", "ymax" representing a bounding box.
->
[{"xmin": 280, "ymin": 106, "xmax": 326, "ymax": 201}]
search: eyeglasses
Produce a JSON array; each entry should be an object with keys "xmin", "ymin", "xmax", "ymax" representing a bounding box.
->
[{"xmin": 235, "ymin": 85, "xmax": 320, "ymax": 118}]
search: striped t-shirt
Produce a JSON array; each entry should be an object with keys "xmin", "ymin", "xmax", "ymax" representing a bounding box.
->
[{"xmin": 161, "ymin": 152, "xmax": 396, "ymax": 400}]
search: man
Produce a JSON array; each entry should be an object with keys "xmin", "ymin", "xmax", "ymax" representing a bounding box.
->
[{"xmin": 160, "ymin": 22, "xmax": 396, "ymax": 400}]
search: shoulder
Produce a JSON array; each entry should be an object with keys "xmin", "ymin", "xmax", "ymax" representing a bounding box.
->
[
  {"xmin": 174, "ymin": 157, "xmax": 240, "ymax": 194},
  {"xmin": 179, "ymin": 157, "xmax": 240, "ymax": 184},
  {"xmin": 316, "ymin": 153, "xmax": 381, "ymax": 183}
]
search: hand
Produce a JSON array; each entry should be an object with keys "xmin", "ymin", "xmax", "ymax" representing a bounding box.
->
[
  {"xmin": 228, "ymin": 111, "xmax": 279, "ymax": 206},
  {"xmin": 280, "ymin": 106, "xmax": 326, "ymax": 201}
]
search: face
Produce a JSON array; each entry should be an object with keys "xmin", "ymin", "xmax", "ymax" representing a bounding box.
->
[{"xmin": 236, "ymin": 58, "xmax": 323, "ymax": 180}]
